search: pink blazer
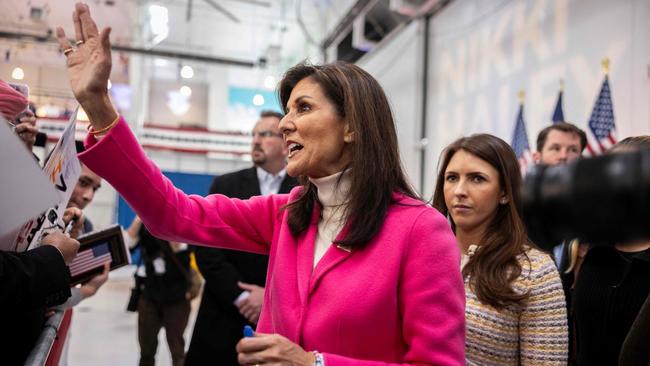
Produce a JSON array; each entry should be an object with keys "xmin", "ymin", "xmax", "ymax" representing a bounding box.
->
[{"xmin": 80, "ymin": 118, "xmax": 465, "ymax": 365}]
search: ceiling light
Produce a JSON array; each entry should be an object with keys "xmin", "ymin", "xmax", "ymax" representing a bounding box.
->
[
  {"xmin": 180, "ymin": 65, "xmax": 194, "ymax": 79},
  {"xmin": 154, "ymin": 58, "xmax": 169, "ymax": 67},
  {"xmin": 263, "ymin": 75, "xmax": 276, "ymax": 89},
  {"xmin": 252, "ymin": 94, "xmax": 265, "ymax": 106},
  {"xmin": 11, "ymin": 67, "xmax": 24, "ymax": 80},
  {"xmin": 180, "ymin": 85, "xmax": 192, "ymax": 97}
]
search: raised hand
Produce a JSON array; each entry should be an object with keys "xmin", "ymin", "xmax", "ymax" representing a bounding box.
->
[{"xmin": 55, "ymin": 2, "xmax": 117, "ymax": 129}]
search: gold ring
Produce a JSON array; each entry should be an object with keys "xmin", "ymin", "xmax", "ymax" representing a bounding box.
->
[
  {"xmin": 63, "ymin": 47, "xmax": 74, "ymax": 56},
  {"xmin": 76, "ymin": 40, "xmax": 84, "ymax": 46}
]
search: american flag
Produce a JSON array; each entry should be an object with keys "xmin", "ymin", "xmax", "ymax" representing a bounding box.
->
[
  {"xmin": 69, "ymin": 242, "xmax": 112, "ymax": 277},
  {"xmin": 584, "ymin": 75, "xmax": 617, "ymax": 156},
  {"xmin": 552, "ymin": 89, "xmax": 565, "ymax": 123},
  {"xmin": 511, "ymin": 103, "xmax": 533, "ymax": 176}
]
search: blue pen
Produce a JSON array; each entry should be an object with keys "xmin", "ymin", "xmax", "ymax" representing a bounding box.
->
[{"xmin": 243, "ymin": 325, "xmax": 254, "ymax": 338}]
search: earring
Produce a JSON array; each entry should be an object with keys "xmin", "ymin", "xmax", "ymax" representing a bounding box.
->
[{"xmin": 500, "ymin": 198, "xmax": 508, "ymax": 204}]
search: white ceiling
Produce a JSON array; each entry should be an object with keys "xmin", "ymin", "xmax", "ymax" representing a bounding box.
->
[{"xmin": 0, "ymin": 0, "xmax": 357, "ymax": 70}]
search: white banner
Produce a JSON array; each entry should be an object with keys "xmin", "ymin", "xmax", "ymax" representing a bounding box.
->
[{"xmin": 12, "ymin": 106, "xmax": 82, "ymax": 252}]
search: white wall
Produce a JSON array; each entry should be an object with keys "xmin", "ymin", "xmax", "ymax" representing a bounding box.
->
[
  {"xmin": 423, "ymin": 0, "xmax": 650, "ymax": 194},
  {"xmin": 357, "ymin": 20, "xmax": 426, "ymax": 193}
]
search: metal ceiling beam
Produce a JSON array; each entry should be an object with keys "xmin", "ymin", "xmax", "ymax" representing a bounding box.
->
[
  {"xmin": 203, "ymin": 0, "xmax": 241, "ymax": 23},
  {"xmin": 321, "ymin": 0, "xmax": 373, "ymax": 50},
  {"xmin": 0, "ymin": 30, "xmax": 257, "ymax": 68}
]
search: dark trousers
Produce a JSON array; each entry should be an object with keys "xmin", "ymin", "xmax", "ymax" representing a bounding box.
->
[{"xmin": 138, "ymin": 297, "xmax": 191, "ymax": 366}]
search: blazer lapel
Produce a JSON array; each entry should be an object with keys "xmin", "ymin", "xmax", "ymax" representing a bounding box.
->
[
  {"xmin": 296, "ymin": 203, "xmax": 320, "ymax": 305},
  {"xmin": 308, "ymin": 224, "xmax": 354, "ymax": 295}
]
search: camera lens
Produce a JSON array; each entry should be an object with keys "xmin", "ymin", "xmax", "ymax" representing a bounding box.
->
[{"xmin": 522, "ymin": 148, "xmax": 650, "ymax": 250}]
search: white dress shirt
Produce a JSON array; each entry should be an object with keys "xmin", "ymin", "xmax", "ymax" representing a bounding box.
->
[{"xmin": 256, "ymin": 166, "xmax": 287, "ymax": 196}]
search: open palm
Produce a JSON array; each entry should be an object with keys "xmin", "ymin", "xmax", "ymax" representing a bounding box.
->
[{"xmin": 56, "ymin": 3, "xmax": 112, "ymax": 105}]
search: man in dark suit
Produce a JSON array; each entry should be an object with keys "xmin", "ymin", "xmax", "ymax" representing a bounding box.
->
[
  {"xmin": 533, "ymin": 122, "xmax": 587, "ymax": 365},
  {"xmin": 1, "ymin": 233, "xmax": 79, "ymax": 364},
  {"xmin": 186, "ymin": 111, "xmax": 297, "ymax": 366}
]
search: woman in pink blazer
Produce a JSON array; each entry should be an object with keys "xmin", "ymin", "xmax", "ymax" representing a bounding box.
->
[{"xmin": 57, "ymin": 4, "xmax": 465, "ymax": 365}]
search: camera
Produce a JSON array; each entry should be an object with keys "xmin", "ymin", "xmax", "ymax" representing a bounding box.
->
[{"xmin": 521, "ymin": 148, "xmax": 650, "ymax": 250}]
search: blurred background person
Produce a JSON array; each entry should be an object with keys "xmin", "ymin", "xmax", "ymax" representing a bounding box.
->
[
  {"xmin": 533, "ymin": 122, "xmax": 587, "ymax": 167},
  {"xmin": 533, "ymin": 122, "xmax": 587, "ymax": 272},
  {"xmin": 532, "ymin": 122, "xmax": 587, "ymax": 363},
  {"xmin": 433, "ymin": 134, "xmax": 568, "ymax": 365},
  {"xmin": 67, "ymin": 160, "xmax": 102, "ymax": 233},
  {"xmin": 571, "ymin": 136, "xmax": 650, "ymax": 366},
  {"xmin": 186, "ymin": 110, "xmax": 297, "ymax": 366},
  {"xmin": 126, "ymin": 217, "xmax": 192, "ymax": 366}
]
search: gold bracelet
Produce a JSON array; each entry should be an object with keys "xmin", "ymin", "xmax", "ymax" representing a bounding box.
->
[{"xmin": 88, "ymin": 114, "xmax": 120, "ymax": 136}]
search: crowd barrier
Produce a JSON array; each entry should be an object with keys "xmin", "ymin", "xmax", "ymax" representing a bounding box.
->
[{"xmin": 24, "ymin": 309, "xmax": 72, "ymax": 366}]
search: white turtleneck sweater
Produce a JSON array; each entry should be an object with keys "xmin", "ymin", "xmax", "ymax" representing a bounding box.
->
[{"xmin": 308, "ymin": 170, "xmax": 351, "ymax": 268}]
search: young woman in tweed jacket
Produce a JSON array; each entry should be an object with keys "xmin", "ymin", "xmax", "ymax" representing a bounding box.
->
[{"xmin": 433, "ymin": 134, "xmax": 568, "ymax": 365}]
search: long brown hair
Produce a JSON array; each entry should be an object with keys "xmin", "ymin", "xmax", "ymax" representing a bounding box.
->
[
  {"xmin": 432, "ymin": 134, "xmax": 530, "ymax": 309},
  {"xmin": 278, "ymin": 61, "xmax": 418, "ymax": 248}
]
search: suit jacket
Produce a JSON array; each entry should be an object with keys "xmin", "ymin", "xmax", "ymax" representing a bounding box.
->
[
  {"xmin": 80, "ymin": 117, "xmax": 465, "ymax": 366},
  {"xmin": 186, "ymin": 167, "xmax": 297, "ymax": 365},
  {"xmin": 0, "ymin": 245, "xmax": 71, "ymax": 365}
]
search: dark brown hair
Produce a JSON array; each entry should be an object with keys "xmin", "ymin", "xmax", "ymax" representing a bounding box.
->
[
  {"xmin": 432, "ymin": 134, "xmax": 530, "ymax": 309},
  {"xmin": 609, "ymin": 135, "xmax": 650, "ymax": 153},
  {"xmin": 536, "ymin": 122, "xmax": 587, "ymax": 152},
  {"xmin": 278, "ymin": 61, "xmax": 417, "ymax": 248},
  {"xmin": 259, "ymin": 110, "xmax": 284, "ymax": 120}
]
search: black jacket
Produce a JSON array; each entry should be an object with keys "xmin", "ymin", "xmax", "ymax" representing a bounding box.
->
[
  {"xmin": 137, "ymin": 226, "xmax": 190, "ymax": 305},
  {"xmin": 0, "ymin": 245, "xmax": 71, "ymax": 365},
  {"xmin": 186, "ymin": 167, "xmax": 297, "ymax": 366},
  {"xmin": 573, "ymin": 246, "xmax": 650, "ymax": 365}
]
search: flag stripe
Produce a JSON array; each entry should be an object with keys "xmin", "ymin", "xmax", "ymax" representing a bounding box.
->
[
  {"xmin": 70, "ymin": 254, "xmax": 111, "ymax": 277},
  {"xmin": 69, "ymin": 243, "xmax": 112, "ymax": 277},
  {"xmin": 586, "ymin": 75, "xmax": 617, "ymax": 156},
  {"xmin": 511, "ymin": 103, "xmax": 532, "ymax": 176}
]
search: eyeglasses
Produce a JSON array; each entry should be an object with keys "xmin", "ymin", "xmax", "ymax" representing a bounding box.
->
[{"xmin": 252, "ymin": 130, "xmax": 283, "ymax": 138}]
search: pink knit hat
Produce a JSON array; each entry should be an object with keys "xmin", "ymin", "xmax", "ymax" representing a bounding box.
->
[{"xmin": 0, "ymin": 79, "xmax": 29, "ymax": 120}]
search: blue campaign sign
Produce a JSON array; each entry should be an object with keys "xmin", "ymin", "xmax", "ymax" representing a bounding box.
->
[
  {"xmin": 117, "ymin": 170, "xmax": 215, "ymax": 263},
  {"xmin": 228, "ymin": 87, "xmax": 282, "ymax": 114},
  {"xmin": 117, "ymin": 170, "xmax": 214, "ymax": 227}
]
